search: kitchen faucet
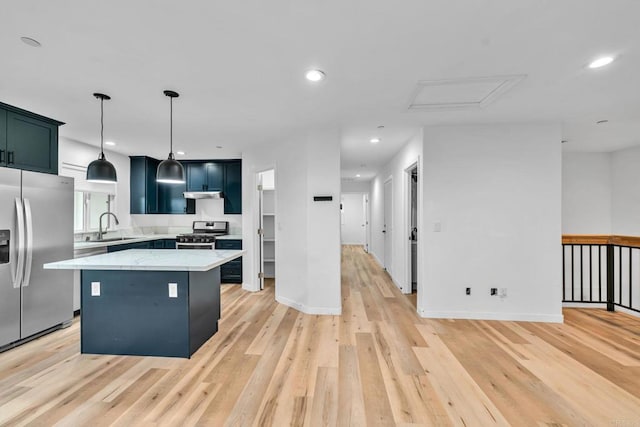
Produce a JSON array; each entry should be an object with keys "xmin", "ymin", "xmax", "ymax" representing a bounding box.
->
[{"xmin": 98, "ymin": 212, "xmax": 120, "ymax": 240}]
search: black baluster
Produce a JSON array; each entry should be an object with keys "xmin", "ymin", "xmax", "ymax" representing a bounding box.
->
[
  {"xmin": 589, "ymin": 245, "xmax": 593, "ymax": 302},
  {"xmin": 607, "ymin": 244, "xmax": 614, "ymax": 311},
  {"xmin": 598, "ymin": 245, "xmax": 602, "ymax": 302}
]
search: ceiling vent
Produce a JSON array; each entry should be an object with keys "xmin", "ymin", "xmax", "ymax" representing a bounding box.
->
[{"xmin": 408, "ymin": 75, "xmax": 526, "ymax": 111}]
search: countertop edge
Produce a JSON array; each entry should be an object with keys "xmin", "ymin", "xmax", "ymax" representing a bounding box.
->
[{"xmin": 44, "ymin": 249, "xmax": 245, "ymax": 272}]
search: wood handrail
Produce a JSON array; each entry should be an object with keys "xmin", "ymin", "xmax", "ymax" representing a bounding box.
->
[{"xmin": 562, "ymin": 234, "xmax": 640, "ymax": 248}]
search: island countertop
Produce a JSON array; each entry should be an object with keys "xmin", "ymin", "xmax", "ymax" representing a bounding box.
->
[{"xmin": 44, "ymin": 249, "xmax": 245, "ymax": 272}]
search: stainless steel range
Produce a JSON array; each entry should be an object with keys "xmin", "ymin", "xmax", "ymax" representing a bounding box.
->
[{"xmin": 176, "ymin": 221, "xmax": 229, "ymax": 249}]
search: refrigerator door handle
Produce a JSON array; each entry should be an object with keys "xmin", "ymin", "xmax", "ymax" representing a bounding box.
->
[
  {"xmin": 14, "ymin": 197, "xmax": 25, "ymax": 288},
  {"xmin": 23, "ymin": 198, "xmax": 34, "ymax": 287}
]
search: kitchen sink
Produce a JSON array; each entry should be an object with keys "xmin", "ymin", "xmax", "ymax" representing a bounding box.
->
[{"xmin": 90, "ymin": 237, "xmax": 137, "ymax": 243}]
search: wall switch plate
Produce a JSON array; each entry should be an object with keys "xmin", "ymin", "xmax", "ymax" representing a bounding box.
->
[
  {"xmin": 91, "ymin": 282, "xmax": 101, "ymax": 297},
  {"xmin": 499, "ymin": 288, "xmax": 507, "ymax": 298},
  {"xmin": 168, "ymin": 283, "xmax": 178, "ymax": 298},
  {"xmin": 466, "ymin": 287, "xmax": 471, "ymax": 295},
  {"xmin": 490, "ymin": 288, "xmax": 498, "ymax": 296},
  {"xmin": 433, "ymin": 221, "xmax": 442, "ymax": 232}
]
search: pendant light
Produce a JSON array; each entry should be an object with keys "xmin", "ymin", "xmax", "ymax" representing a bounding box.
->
[
  {"xmin": 86, "ymin": 93, "xmax": 117, "ymax": 183},
  {"xmin": 157, "ymin": 90, "xmax": 185, "ymax": 184}
]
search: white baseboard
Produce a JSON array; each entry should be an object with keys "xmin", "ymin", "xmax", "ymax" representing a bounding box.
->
[
  {"xmin": 562, "ymin": 302, "xmax": 607, "ymax": 309},
  {"xmin": 418, "ymin": 309, "xmax": 564, "ymax": 323},
  {"xmin": 276, "ymin": 295, "xmax": 342, "ymax": 315}
]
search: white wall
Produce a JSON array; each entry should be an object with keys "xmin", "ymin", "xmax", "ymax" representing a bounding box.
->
[
  {"xmin": 421, "ymin": 124, "xmax": 563, "ymax": 322},
  {"xmin": 242, "ymin": 128, "xmax": 342, "ymax": 314},
  {"xmin": 369, "ymin": 131, "xmax": 423, "ymax": 292},
  {"xmin": 341, "ymin": 193, "xmax": 366, "ymax": 245},
  {"xmin": 611, "ymin": 146, "xmax": 640, "ymax": 235},
  {"xmin": 562, "ymin": 152, "xmax": 611, "ymax": 234}
]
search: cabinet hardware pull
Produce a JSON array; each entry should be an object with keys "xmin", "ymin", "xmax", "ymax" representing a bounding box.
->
[
  {"xmin": 7, "ymin": 151, "xmax": 15, "ymax": 164},
  {"xmin": 0, "ymin": 150, "xmax": 4, "ymax": 163}
]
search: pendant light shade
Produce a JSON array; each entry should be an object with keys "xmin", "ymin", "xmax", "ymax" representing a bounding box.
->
[
  {"xmin": 86, "ymin": 93, "xmax": 117, "ymax": 183},
  {"xmin": 157, "ymin": 90, "xmax": 185, "ymax": 184}
]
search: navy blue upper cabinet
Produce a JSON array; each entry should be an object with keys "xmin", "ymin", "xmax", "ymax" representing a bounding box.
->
[
  {"xmin": 0, "ymin": 102, "xmax": 63, "ymax": 175},
  {"xmin": 186, "ymin": 162, "xmax": 206, "ymax": 191},
  {"xmin": 131, "ymin": 156, "xmax": 195, "ymax": 215},
  {"xmin": 205, "ymin": 163, "xmax": 224, "ymax": 191},
  {"xmin": 158, "ymin": 181, "xmax": 195, "ymax": 214},
  {"xmin": 0, "ymin": 110, "xmax": 6, "ymax": 166},
  {"xmin": 186, "ymin": 162, "xmax": 223, "ymax": 191},
  {"xmin": 130, "ymin": 156, "xmax": 159, "ymax": 214},
  {"xmin": 223, "ymin": 160, "xmax": 242, "ymax": 214}
]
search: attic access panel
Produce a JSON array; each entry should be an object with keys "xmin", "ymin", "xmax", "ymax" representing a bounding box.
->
[{"xmin": 408, "ymin": 75, "xmax": 526, "ymax": 111}]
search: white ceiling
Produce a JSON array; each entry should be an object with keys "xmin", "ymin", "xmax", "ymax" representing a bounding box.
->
[{"xmin": 2, "ymin": 0, "xmax": 640, "ymax": 180}]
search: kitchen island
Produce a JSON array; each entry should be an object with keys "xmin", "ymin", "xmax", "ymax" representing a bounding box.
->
[{"xmin": 44, "ymin": 249, "xmax": 244, "ymax": 358}]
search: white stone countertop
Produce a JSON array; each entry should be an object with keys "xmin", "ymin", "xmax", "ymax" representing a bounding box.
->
[
  {"xmin": 45, "ymin": 249, "xmax": 245, "ymax": 272},
  {"xmin": 73, "ymin": 234, "xmax": 179, "ymax": 250},
  {"xmin": 74, "ymin": 233, "xmax": 243, "ymax": 250},
  {"xmin": 215, "ymin": 234, "xmax": 242, "ymax": 240}
]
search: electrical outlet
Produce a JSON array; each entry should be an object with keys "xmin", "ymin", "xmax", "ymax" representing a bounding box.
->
[
  {"xmin": 168, "ymin": 283, "xmax": 178, "ymax": 298},
  {"xmin": 466, "ymin": 287, "xmax": 471, "ymax": 295},
  {"xmin": 91, "ymin": 281, "xmax": 101, "ymax": 297},
  {"xmin": 490, "ymin": 288, "xmax": 498, "ymax": 296}
]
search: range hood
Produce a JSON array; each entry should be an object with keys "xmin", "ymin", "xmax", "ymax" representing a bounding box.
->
[{"xmin": 183, "ymin": 191, "xmax": 224, "ymax": 199}]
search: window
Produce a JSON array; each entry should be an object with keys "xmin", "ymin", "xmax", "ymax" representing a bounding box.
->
[{"xmin": 74, "ymin": 191, "xmax": 115, "ymax": 232}]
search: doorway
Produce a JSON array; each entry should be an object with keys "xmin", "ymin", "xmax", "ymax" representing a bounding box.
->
[
  {"xmin": 407, "ymin": 165, "xmax": 418, "ymax": 298},
  {"xmin": 383, "ymin": 178, "xmax": 393, "ymax": 274},
  {"xmin": 258, "ymin": 169, "xmax": 276, "ymax": 290},
  {"xmin": 340, "ymin": 193, "xmax": 368, "ymax": 251}
]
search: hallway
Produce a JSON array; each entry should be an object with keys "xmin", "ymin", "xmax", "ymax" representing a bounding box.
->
[{"xmin": 0, "ymin": 246, "xmax": 639, "ymax": 425}]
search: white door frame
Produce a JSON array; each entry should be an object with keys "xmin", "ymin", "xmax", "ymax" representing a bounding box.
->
[
  {"xmin": 383, "ymin": 177, "xmax": 393, "ymax": 274},
  {"xmin": 340, "ymin": 191, "xmax": 370, "ymax": 251},
  {"xmin": 253, "ymin": 165, "xmax": 276, "ymax": 293},
  {"xmin": 403, "ymin": 161, "xmax": 419, "ymax": 295}
]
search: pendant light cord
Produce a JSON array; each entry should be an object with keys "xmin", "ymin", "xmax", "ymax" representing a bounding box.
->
[
  {"xmin": 170, "ymin": 96, "xmax": 173, "ymax": 155},
  {"xmin": 100, "ymin": 97, "xmax": 105, "ymax": 157}
]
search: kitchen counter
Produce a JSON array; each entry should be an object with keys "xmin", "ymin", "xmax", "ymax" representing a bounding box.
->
[
  {"xmin": 45, "ymin": 249, "xmax": 244, "ymax": 272},
  {"xmin": 73, "ymin": 233, "xmax": 242, "ymax": 249},
  {"xmin": 73, "ymin": 234, "xmax": 179, "ymax": 250},
  {"xmin": 215, "ymin": 234, "xmax": 242, "ymax": 240},
  {"xmin": 43, "ymin": 248, "xmax": 245, "ymax": 358}
]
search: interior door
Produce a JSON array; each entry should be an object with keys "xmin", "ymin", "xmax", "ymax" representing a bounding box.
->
[
  {"xmin": 384, "ymin": 179, "xmax": 393, "ymax": 273},
  {"xmin": 20, "ymin": 171, "xmax": 73, "ymax": 338},
  {"xmin": 0, "ymin": 167, "xmax": 22, "ymax": 347},
  {"xmin": 258, "ymin": 180, "xmax": 265, "ymax": 290}
]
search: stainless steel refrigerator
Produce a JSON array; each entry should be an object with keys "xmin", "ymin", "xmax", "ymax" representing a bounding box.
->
[{"xmin": 0, "ymin": 167, "xmax": 74, "ymax": 349}]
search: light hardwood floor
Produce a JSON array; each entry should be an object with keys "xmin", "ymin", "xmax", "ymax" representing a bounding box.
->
[{"xmin": 1, "ymin": 245, "xmax": 639, "ymax": 426}]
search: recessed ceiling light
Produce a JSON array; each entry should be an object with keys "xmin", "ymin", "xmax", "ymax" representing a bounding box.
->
[
  {"xmin": 370, "ymin": 137, "xmax": 380, "ymax": 144},
  {"xmin": 176, "ymin": 151, "xmax": 185, "ymax": 155},
  {"xmin": 305, "ymin": 69, "xmax": 326, "ymax": 82},
  {"xmin": 377, "ymin": 125, "xmax": 385, "ymax": 129},
  {"xmin": 588, "ymin": 56, "xmax": 614, "ymax": 69},
  {"xmin": 561, "ymin": 140, "xmax": 568, "ymax": 144},
  {"xmin": 216, "ymin": 145, "xmax": 223, "ymax": 149},
  {"xmin": 20, "ymin": 37, "xmax": 41, "ymax": 47},
  {"xmin": 596, "ymin": 119, "xmax": 609, "ymax": 124},
  {"xmin": 356, "ymin": 174, "xmax": 361, "ymax": 178},
  {"xmin": 105, "ymin": 141, "xmax": 116, "ymax": 146}
]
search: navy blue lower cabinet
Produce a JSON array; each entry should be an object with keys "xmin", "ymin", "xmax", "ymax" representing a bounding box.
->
[
  {"xmin": 215, "ymin": 239, "xmax": 242, "ymax": 283},
  {"xmin": 80, "ymin": 268, "xmax": 221, "ymax": 358}
]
